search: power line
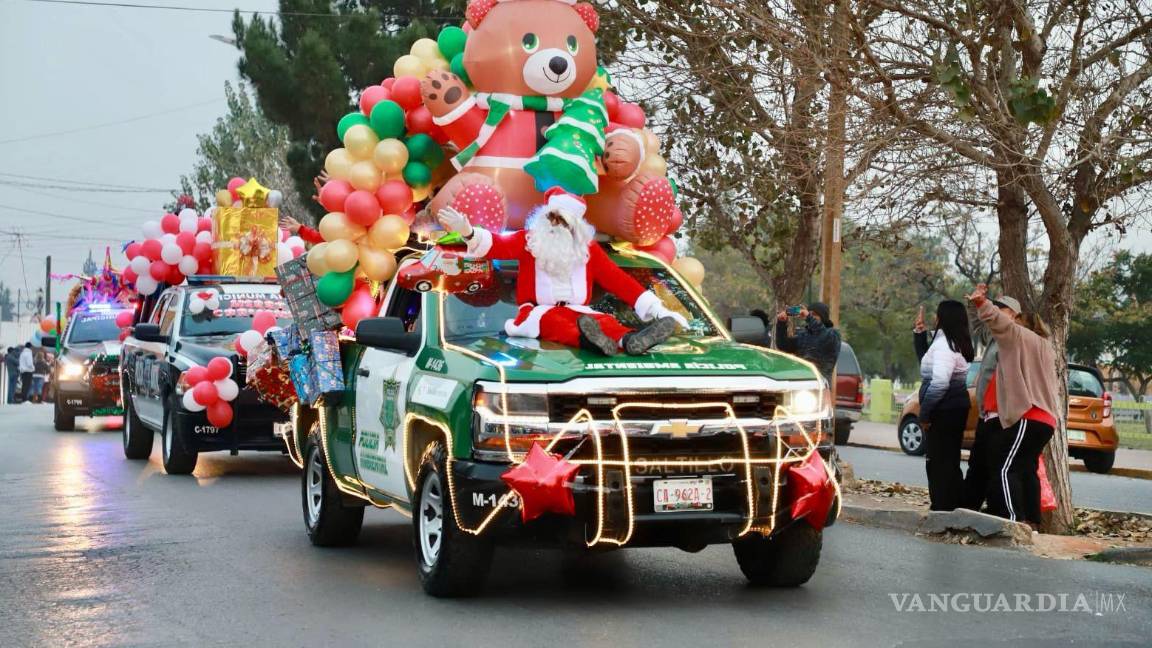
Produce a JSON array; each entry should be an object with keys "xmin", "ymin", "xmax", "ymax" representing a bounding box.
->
[
  {"xmin": 22, "ymin": 0, "xmax": 457, "ymax": 21},
  {"xmin": 0, "ymin": 172, "xmax": 171, "ymax": 192},
  {"xmin": 2, "ymin": 185, "xmax": 160, "ymax": 214},
  {"xmin": 0, "ymin": 203, "xmax": 143, "ymax": 229},
  {"xmin": 0, "ymin": 97, "xmax": 224, "ymax": 145},
  {"xmin": 0, "ymin": 179, "xmax": 171, "ymax": 194}
]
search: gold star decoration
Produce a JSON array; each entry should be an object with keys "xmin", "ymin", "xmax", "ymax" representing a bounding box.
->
[{"xmin": 235, "ymin": 178, "xmax": 270, "ymax": 207}]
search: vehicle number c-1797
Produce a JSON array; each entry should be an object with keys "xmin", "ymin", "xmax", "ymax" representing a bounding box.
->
[{"xmin": 193, "ymin": 425, "xmax": 220, "ymax": 435}]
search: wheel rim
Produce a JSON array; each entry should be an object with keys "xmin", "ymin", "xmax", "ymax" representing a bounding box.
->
[
  {"xmin": 163, "ymin": 412, "xmax": 172, "ymax": 459},
  {"xmin": 123, "ymin": 405, "xmax": 132, "ymax": 449},
  {"xmin": 306, "ymin": 447, "xmax": 325, "ymax": 526},
  {"xmin": 418, "ymin": 472, "xmax": 444, "ymax": 568},
  {"xmin": 902, "ymin": 421, "xmax": 923, "ymax": 451}
]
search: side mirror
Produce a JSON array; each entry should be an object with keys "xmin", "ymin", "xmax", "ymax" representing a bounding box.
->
[
  {"xmin": 40, "ymin": 336, "xmax": 57, "ymax": 348},
  {"xmin": 133, "ymin": 323, "xmax": 168, "ymax": 344},
  {"xmin": 356, "ymin": 317, "xmax": 421, "ymax": 355},
  {"xmin": 729, "ymin": 317, "xmax": 767, "ymax": 346}
]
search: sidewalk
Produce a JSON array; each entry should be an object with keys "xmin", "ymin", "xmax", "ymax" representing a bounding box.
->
[{"xmin": 848, "ymin": 421, "xmax": 1152, "ymax": 476}]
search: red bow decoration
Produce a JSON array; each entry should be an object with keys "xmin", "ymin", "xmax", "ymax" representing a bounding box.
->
[
  {"xmin": 500, "ymin": 443, "xmax": 580, "ymax": 522},
  {"xmin": 787, "ymin": 453, "xmax": 837, "ymax": 531}
]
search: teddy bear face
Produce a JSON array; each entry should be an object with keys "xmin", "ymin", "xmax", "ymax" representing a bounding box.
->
[{"xmin": 463, "ymin": 0, "xmax": 598, "ymax": 98}]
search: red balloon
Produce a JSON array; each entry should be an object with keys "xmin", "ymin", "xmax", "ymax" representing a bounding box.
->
[
  {"xmin": 616, "ymin": 102, "xmax": 647, "ymax": 128},
  {"xmin": 197, "ymin": 216, "xmax": 213, "ymax": 233},
  {"xmin": 227, "ymin": 177, "xmax": 245, "ymax": 192},
  {"xmin": 345, "ymin": 190, "xmax": 383, "ymax": 227},
  {"xmin": 119, "ymin": 329, "xmax": 130, "ymax": 342},
  {"xmin": 121, "ymin": 267, "xmax": 138, "ymax": 284},
  {"xmin": 206, "ymin": 357, "xmax": 232, "ymax": 381},
  {"xmin": 115, "ymin": 310, "xmax": 134, "ymax": 328},
  {"xmin": 638, "ymin": 237, "xmax": 676, "ymax": 263},
  {"xmin": 406, "ymin": 106, "xmax": 434, "ymax": 134},
  {"xmin": 290, "ymin": 245, "xmax": 305, "ymax": 258},
  {"xmin": 185, "ymin": 366, "xmax": 208, "ymax": 385},
  {"xmin": 234, "ymin": 337, "xmax": 247, "ymax": 357},
  {"xmin": 125, "ymin": 241, "xmax": 142, "ymax": 260},
  {"xmin": 165, "ymin": 265, "xmax": 185, "ymax": 285},
  {"xmin": 341, "ymin": 286, "xmax": 377, "ymax": 330},
  {"xmin": 193, "ymin": 241, "xmax": 212, "ymax": 262},
  {"xmin": 197, "ymin": 260, "xmax": 213, "ymax": 275},
  {"xmin": 252, "ymin": 310, "xmax": 277, "ymax": 334},
  {"xmin": 668, "ymin": 206, "xmax": 684, "ymax": 233},
  {"xmin": 206, "ymin": 401, "xmax": 234, "ymax": 428},
  {"xmin": 400, "ymin": 206, "xmax": 417, "ymax": 225},
  {"xmin": 192, "ymin": 380, "xmax": 219, "ymax": 406},
  {"xmin": 319, "ymin": 179, "xmax": 354, "ymax": 213},
  {"xmin": 381, "ymin": 77, "xmax": 396, "ymax": 90},
  {"xmin": 376, "ymin": 180, "xmax": 414, "ymax": 215},
  {"xmin": 161, "ymin": 213, "xmax": 180, "ymax": 235},
  {"xmin": 603, "ymin": 91, "xmax": 621, "ymax": 121},
  {"xmin": 391, "ymin": 76, "xmax": 422, "ymax": 111},
  {"xmin": 360, "ymin": 85, "xmax": 391, "ymax": 116},
  {"xmin": 176, "ymin": 232, "xmax": 196, "ymax": 254},
  {"xmin": 141, "ymin": 239, "xmax": 163, "ymax": 261},
  {"xmin": 149, "ymin": 260, "xmax": 168, "ymax": 281}
]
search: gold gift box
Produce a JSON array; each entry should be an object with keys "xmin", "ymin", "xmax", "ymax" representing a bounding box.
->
[{"xmin": 213, "ymin": 207, "xmax": 279, "ymax": 277}]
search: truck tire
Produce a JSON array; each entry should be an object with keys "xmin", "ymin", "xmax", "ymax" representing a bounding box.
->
[
  {"xmin": 122, "ymin": 395, "xmax": 154, "ymax": 460},
  {"xmin": 1082, "ymin": 450, "xmax": 1115, "ymax": 474},
  {"xmin": 302, "ymin": 434, "xmax": 364, "ymax": 547},
  {"xmin": 54, "ymin": 401, "xmax": 75, "ymax": 432},
  {"xmin": 732, "ymin": 522, "xmax": 823, "ymax": 587},
  {"xmin": 161, "ymin": 398, "xmax": 198, "ymax": 475},
  {"xmin": 898, "ymin": 415, "xmax": 927, "ymax": 456},
  {"xmin": 413, "ymin": 442, "xmax": 493, "ymax": 598},
  {"xmin": 834, "ymin": 421, "xmax": 851, "ymax": 445}
]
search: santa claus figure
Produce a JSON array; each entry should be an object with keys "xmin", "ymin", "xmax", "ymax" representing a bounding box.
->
[{"xmin": 437, "ymin": 188, "xmax": 688, "ymax": 355}]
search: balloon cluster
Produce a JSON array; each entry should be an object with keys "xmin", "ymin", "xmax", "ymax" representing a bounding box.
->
[
  {"xmin": 180, "ymin": 357, "xmax": 240, "ymax": 428},
  {"xmin": 124, "ymin": 209, "xmax": 215, "ymax": 296},
  {"xmin": 115, "ymin": 309, "xmax": 134, "ymax": 342},
  {"xmin": 39, "ymin": 316, "xmax": 56, "ymax": 334},
  {"xmin": 215, "ymin": 176, "xmax": 284, "ymax": 210},
  {"xmin": 234, "ymin": 310, "xmax": 278, "ymax": 358}
]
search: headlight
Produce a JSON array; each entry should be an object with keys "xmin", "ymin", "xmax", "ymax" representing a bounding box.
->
[
  {"xmin": 57, "ymin": 360, "xmax": 87, "ymax": 381},
  {"xmin": 472, "ymin": 385, "xmax": 555, "ymax": 458},
  {"xmin": 473, "ymin": 387, "xmax": 549, "ymax": 423},
  {"xmin": 783, "ymin": 389, "xmax": 830, "ymax": 418}
]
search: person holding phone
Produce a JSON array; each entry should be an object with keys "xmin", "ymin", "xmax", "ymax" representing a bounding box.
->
[{"xmin": 775, "ymin": 302, "xmax": 841, "ymax": 386}]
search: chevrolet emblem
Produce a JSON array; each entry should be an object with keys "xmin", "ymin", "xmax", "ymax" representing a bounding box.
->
[{"xmin": 654, "ymin": 420, "xmax": 701, "ymax": 438}]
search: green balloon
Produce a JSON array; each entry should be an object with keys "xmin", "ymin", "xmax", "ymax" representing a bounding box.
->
[
  {"xmin": 402, "ymin": 161, "xmax": 432, "ymax": 188},
  {"xmin": 316, "ymin": 269, "xmax": 355, "ymax": 307},
  {"xmin": 438, "ymin": 26, "xmax": 468, "ymax": 61},
  {"xmin": 405, "ymin": 133, "xmax": 439, "ymax": 164},
  {"xmin": 337, "ymin": 112, "xmax": 370, "ymax": 141},
  {"xmin": 369, "ymin": 100, "xmax": 406, "ymax": 140},
  {"xmin": 450, "ymin": 53, "xmax": 472, "ymax": 87}
]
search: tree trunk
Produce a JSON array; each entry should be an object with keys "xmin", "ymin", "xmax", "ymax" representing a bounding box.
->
[{"xmin": 994, "ymin": 174, "xmax": 1034, "ymax": 305}]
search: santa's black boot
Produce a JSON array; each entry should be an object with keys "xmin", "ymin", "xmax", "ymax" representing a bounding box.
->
[
  {"xmin": 621, "ymin": 317, "xmax": 678, "ymax": 356},
  {"xmin": 577, "ymin": 315, "xmax": 618, "ymax": 356}
]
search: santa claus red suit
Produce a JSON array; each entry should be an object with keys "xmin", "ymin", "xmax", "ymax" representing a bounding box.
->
[{"xmin": 438, "ymin": 188, "xmax": 686, "ymax": 355}]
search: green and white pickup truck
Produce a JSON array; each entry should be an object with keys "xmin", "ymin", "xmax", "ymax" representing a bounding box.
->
[{"xmin": 289, "ymin": 245, "xmax": 839, "ymax": 597}]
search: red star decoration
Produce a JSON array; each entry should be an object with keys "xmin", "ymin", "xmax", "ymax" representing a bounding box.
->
[
  {"xmin": 500, "ymin": 443, "xmax": 580, "ymax": 522},
  {"xmin": 787, "ymin": 453, "xmax": 837, "ymax": 531}
]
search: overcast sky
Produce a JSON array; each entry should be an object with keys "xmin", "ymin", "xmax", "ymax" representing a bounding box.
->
[{"xmin": 0, "ymin": 0, "xmax": 1147, "ymax": 319}]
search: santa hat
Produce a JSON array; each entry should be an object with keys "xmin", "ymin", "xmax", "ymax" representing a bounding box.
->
[{"xmin": 545, "ymin": 187, "xmax": 587, "ymax": 223}]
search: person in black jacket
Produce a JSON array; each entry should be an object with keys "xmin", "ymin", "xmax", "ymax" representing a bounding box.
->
[{"xmin": 775, "ymin": 302, "xmax": 842, "ymax": 386}]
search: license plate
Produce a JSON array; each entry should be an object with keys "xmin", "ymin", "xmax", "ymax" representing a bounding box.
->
[
  {"xmin": 653, "ymin": 477, "xmax": 713, "ymax": 513},
  {"xmin": 273, "ymin": 422, "xmax": 292, "ymax": 439},
  {"xmin": 1067, "ymin": 429, "xmax": 1087, "ymax": 442}
]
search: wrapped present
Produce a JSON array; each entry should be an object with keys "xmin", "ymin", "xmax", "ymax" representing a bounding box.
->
[
  {"xmin": 289, "ymin": 354, "xmax": 319, "ymax": 406},
  {"xmin": 276, "ymin": 256, "xmax": 342, "ymax": 334},
  {"xmin": 249, "ymin": 359, "xmax": 297, "ymax": 411},
  {"xmin": 267, "ymin": 325, "xmax": 302, "ymax": 360},
  {"xmin": 213, "ymin": 206, "xmax": 279, "ymax": 277},
  {"xmin": 308, "ymin": 330, "xmax": 345, "ymax": 397}
]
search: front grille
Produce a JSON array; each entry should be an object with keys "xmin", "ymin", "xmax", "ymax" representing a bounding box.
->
[
  {"xmin": 89, "ymin": 358, "xmax": 118, "ymax": 377},
  {"xmin": 548, "ymin": 391, "xmax": 780, "ymax": 422}
]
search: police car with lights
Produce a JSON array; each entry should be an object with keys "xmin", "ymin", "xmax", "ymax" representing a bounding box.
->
[
  {"xmin": 53, "ymin": 304, "xmax": 134, "ymax": 431},
  {"xmin": 119, "ymin": 277, "xmax": 291, "ymax": 474}
]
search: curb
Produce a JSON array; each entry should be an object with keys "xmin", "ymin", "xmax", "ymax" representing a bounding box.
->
[
  {"xmin": 1088, "ymin": 547, "xmax": 1152, "ymax": 567},
  {"xmin": 844, "ymin": 442, "xmax": 1152, "ymax": 481},
  {"xmin": 842, "ymin": 503, "xmax": 1033, "ymax": 546}
]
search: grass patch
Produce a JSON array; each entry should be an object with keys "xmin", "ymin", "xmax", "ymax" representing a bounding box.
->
[{"xmin": 1117, "ymin": 422, "xmax": 1152, "ymax": 451}]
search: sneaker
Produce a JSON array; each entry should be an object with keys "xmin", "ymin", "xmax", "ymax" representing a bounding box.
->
[
  {"xmin": 622, "ymin": 317, "xmax": 678, "ymax": 356},
  {"xmin": 577, "ymin": 315, "xmax": 618, "ymax": 356}
]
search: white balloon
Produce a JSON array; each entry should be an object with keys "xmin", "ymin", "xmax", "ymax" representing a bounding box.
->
[
  {"xmin": 195, "ymin": 231, "xmax": 214, "ymax": 244},
  {"xmin": 136, "ymin": 275, "xmax": 159, "ymax": 295},
  {"xmin": 161, "ymin": 233, "xmax": 177, "ymax": 245},
  {"xmin": 178, "ymin": 217, "xmax": 198, "ymax": 233},
  {"xmin": 188, "ymin": 298, "xmax": 205, "ymax": 315},
  {"xmin": 277, "ymin": 243, "xmax": 293, "ymax": 266},
  {"xmin": 130, "ymin": 256, "xmax": 150, "ymax": 275},
  {"xmin": 205, "ymin": 206, "xmax": 218, "ymax": 218},
  {"xmin": 266, "ymin": 189, "xmax": 283, "ymax": 207},
  {"xmin": 285, "ymin": 236, "xmax": 304, "ymax": 249},
  {"xmin": 142, "ymin": 220, "xmax": 162, "ymax": 239},
  {"xmin": 161, "ymin": 244, "xmax": 182, "ymax": 265},
  {"xmin": 178, "ymin": 255, "xmax": 199, "ymax": 275},
  {"xmin": 215, "ymin": 378, "xmax": 239, "ymax": 402},
  {"xmin": 182, "ymin": 389, "xmax": 206, "ymax": 412},
  {"xmin": 239, "ymin": 329, "xmax": 264, "ymax": 353},
  {"xmin": 178, "ymin": 208, "xmax": 198, "ymax": 221}
]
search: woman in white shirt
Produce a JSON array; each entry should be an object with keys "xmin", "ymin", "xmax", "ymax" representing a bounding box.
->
[{"xmin": 914, "ymin": 300, "xmax": 975, "ymax": 511}]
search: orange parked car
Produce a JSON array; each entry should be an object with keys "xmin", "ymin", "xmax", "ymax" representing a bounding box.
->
[{"xmin": 898, "ymin": 363, "xmax": 1119, "ymax": 473}]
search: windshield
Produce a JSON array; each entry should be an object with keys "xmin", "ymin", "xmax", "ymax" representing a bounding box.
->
[
  {"xmin": 443, "ymin": 262, "xmax": 720, "ymax": 342},
  {"xmin": 836, "ymin": 344, "xmax": 861, "ymax": 375},
  {"xmin": 181, "ymin": 288, "xmax": 291, "ymax": 337},
  {"xmin": 67, "ymin": 310, "xmax": 128, "ymax": 344},
  {"xmin": 1068, "ymin": 368, "xmax": 1104, "ymax": 398}
]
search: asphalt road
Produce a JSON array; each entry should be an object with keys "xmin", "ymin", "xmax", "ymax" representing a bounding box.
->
[
  {"xmin": 2, "ymin": 404, "xmax": 1150, "ymax": 648},
  {"xmin": 838, "ymin": 445, "xmax": 1152, "ymax": 515}
]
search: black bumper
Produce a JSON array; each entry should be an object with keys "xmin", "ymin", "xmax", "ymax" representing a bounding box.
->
[
  {"xmin": 56, "ymin": 383, "xmax": 122, "ymax": 415},
  {"xmin": 174, "ymin": 394, "xmax": 288, "ymax": 453}
]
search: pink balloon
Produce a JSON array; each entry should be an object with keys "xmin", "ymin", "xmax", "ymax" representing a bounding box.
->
[
  {"xmin": 341, "ymin": 286, "xmax": 377, "ymax": 330},
  {"xmin": 206, "ymin": 401, "xmax": 233, "ymax": 428},
  {"xmin": 125, "ymin": 241, "xmax": 142, "ymax": 260},
  {"xmin": 604, "ymin": 91, "xmax": 621, "ymax": 121},
  {"xmin": 319, "ymin": 179, "xmax": 354, "ymax": 213},
  {"xmin": 360, "ymin": 85, "xmax": 391, "ymax": 116},
  {"xmin": 176, "ymin": 232, "xmax": 196, "ymax": 254},
  {"xmin": 227, "ymin": 177, "xmax": 246, "ymax": 192},
  {"xmin": 193, "ymin": 241, "xmax": 212, "ymax": 262},
  {"xmin": 616, "ymin": 102, "xmax": 647, "ymax": 128},
  {"xmin": 400, "ymin": 206, "xmax": 417, "ymax": 225},
  {"xmin": 192, "ymin": 381, "xmax": 219, "ymax": 406},
  {"xmin": 161, "ymin": 214, "xmax": 181, "ymax": 235},
  {"xmin": 197, "ymin": 216, "xmax": 213, "ymax": 233},
  {"xmin": 381, "ymin": 77, "xmax": 396, "ymax": 90},
  {"xmin": 376, "ymin": 180, "xmax": 413, "ymax": 215},
  {"xmin": 391, "ymin": 76, "xmax": 422, "ymax": 111},
  {"xmin": 206, "ymin": 357, "xmax": 232, "ymax": 381},
  {"xmin": 290, "ymin": 245, "xmax": 304, "ymax": 257},
  {"xmin": 406, "ymin": 106, "xmax": 434, "ymax": 134},
  {"xmin": 280, "ymin": 228, "xmax": 290, "ymax": 243},
  {"xmin": 252, "ymin": 310, "xmax": 277, "ymax": 334},
  {"xmin": 119, "ymin": 329, "xmax": 130, "ymax": 342},
  {"xmin": 345, "ymin": 190, "xmax": 383, "ymax": 227},
  {"xmin": 140, "ymin": 239, "xmax": 163, "ymax": 261},
  {"xmin": 638, "ymin": 237, "xmax": 676, "ymax": 263},
  {"xmin": 668, "ymin": 206, "xmax": 684, "ymax": 233},
  {"xmin": 149, "ymin": 260, "xmax": 168, "ymax": 281},
  {"xmin": 165, "ymin": 265, "xmax": 184, "ymax": 285},
  {"xmin": 185, "ymin": 366, "xmax": 208, "ymax": 385},
  {"xmin": 115, "ymin": 310, "xmax": 134, "ymax": 328},
  {"xmin": 121, "ymin": 267, "xmax": 138, "ymax": 284}
]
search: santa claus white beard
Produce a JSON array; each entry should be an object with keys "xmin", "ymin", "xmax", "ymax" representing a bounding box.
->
[{"xmin": 525, "ymin": 211, "xmax": 593, "ymax": 277}]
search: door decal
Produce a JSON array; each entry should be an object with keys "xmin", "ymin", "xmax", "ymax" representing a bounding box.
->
[{"xmin": 380, "ymin": 379, "xmax": 400, "ymax": 449}]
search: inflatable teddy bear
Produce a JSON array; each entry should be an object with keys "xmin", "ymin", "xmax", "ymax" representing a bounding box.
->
[{"xmin": 419, "ymin": 0, "xmax": 677, "ymax": 245}]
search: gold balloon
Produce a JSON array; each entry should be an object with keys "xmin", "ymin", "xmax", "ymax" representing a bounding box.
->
[
  {"xmin": 215, "ymin": 190, "xmax": 232, "ymax": 207},
  {"xmin": 319, "ymin": 212, "xmax": 366, "ymax": 242},
  {"xmin": 235, "ymin": 178, "xmax": 270, "ymax": 207},
  {"xmin": 642, "ymin": 128, "xmax": 661, "ymax": 154},
  {"xmin": 411, "ymin": 184, "xmax": 432, "ymax": 203},
  {"xmin": 306, "ymin": 242, "xmax": 330, "ymax": 275},
  {"xmin": 358, "ymin": 244, "xmax": 398, "ymax": 282},
  {"xmin": 325, "ymin": 239, "xmax": 360, "ymax": 273},
  {"xmin": 672, "ymin": 256, "xmax": 705, "ymax": 288},
  {"xmin": 344, "ymin": 124, "xmax": 379, "ymax": 160},
  {"xmin": 394, "ymin": 54, "xmax": 428, "ymax": 79},
  {"xmin": 373, "ymin": 139, "xmax": 409, "ymax": 175},
  {"xmin": 325, "ymin": 148, "xmax": 355, "ymax": 180},
  {"xmin": 640, "ymin": 153, "xmax": 668, "ymax": 177},
  {"xmin": 368, "ymin": 214, "xmax": 411, "ymax": 251},
  {"xmin": 425, "ymin": 56, "xmax": 450, "ymax": 72},
  {"xmin": 410, "ymin": 38, "xmax": 441, "ymax": 61},
  {"xmin": 348, "ymin": 160, "xmax": 383, "ymax": 192}
]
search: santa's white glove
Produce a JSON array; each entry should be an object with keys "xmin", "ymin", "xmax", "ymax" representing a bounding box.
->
[
  {"xmin": 652, "ymin": 304, "xmax": 689, "ymax": 329},
  {"xmin": 634, "ymin": 291, "xmax": 689, "ymax": 329},
  {"xmin": 436, "ymin": 206, "xmax": 473, "ymax": 238}
]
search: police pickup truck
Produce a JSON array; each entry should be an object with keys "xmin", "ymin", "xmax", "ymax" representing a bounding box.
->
[
  {"xmin": 54, "ymin": 304, "xmax": 133, "ymax": 430},
  {"xmin": 119, "ymin": 278, "xmax": 290, "ymax": 474},
  {"xmin": 290, "ymin": 246, "xmax": 839, "ymax": 597}
]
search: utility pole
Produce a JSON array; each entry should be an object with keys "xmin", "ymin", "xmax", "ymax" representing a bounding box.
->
[
  {"xmin": 44, "ymin": 255, "xmax": 51, "ymax": 316},
  {"xmin": 818, "ymin": 0, "xmax": 849, "ymax": 324}
]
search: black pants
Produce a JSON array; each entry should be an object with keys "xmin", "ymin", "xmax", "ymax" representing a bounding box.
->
[
  {"xmin": 19, "ymin": 372, "xmax": 33, "ymax": 402},
  {"xmin": 961, "ymin": 416, "xmax": 1000, "ymax": 511},
  {"xmin": 924, "ymin": 407, "xmax": 967, "ymax": 511},
  {"xmin": 986, "ymin": 419, "xmax": 1055, "ymax": 525}
]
